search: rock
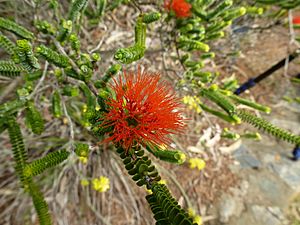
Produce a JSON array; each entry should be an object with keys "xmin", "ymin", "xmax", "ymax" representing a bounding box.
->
[
  {"xmin": 248, "ymin": 173, "xmax": 292, "ymax": 207},
  {"xmin": 218, "ymin": 194, "xmax": 244, "ymax": 223},
  {"xmin": 271, "ymin": 160, "xmax": 300, "ymax": 192},
  {"xmin": 251, "ymin": 205, "xmax": 285, "ymax": 225},
  {"xmin": 233, "ymin": 145, "xmax": 262, "ymax": 169}
]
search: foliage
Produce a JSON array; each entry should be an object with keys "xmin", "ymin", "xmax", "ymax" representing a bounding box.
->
[{"xmin": 0, "ymin": 0, "xmax": 300, "ymax": 224}]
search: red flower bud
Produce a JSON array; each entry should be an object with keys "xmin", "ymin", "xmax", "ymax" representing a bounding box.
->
[{"xmin": 164, "ymin": 0, "xmax": 192, "ymax": 18}]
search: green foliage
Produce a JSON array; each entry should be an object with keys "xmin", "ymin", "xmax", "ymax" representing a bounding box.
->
[
  {"xmin": 228, "ymin": 93, "xmax": 271, "ymax": 113},
  {"xmin": 198, "ymin": 102, "xmax": 239, "ymax": 124},
  {"xmin": 97, "ymin": 0, "xmax": 107, "ymax": 18},
  {"xmin": 80, "ymin": 83, "xmax": 96, "ymax": 108},
  {"xmin": 37, "ymin": 45, "xmax": 70, "ymax": 68},
  {"xmin": 25, "ymin": 70, "xmax": 43, "ymax": 81},
  {"xmin": 7, "ymin": 117, "xmax": 28, "ymax": 183},
  {"xmin": 52, "ymin": 90, "xmax": 63, "ymax": 118},
  {"xmin": 15, "ymin": 39, "xmax": 40, "ymax": 72},
  {"xmin": 0, "ymin": 60, "xmax": 25, "ymax": 77},
  {"xmin": 34, "ymin": 20, "xmax": 56, "ymax": 35},
  {"xmin": 28, "ymin": 181, "xmax": 52, "ymax": 225},
  {"xmin": 0, "ymin": 33, "xmax": 15, "ymax": 55},
  {"xmin": 57, "ymin": 20, "xmax": 72, "ymax": 42},
  {"xmin": 178, "ymin": 37, "xmax": 210, "ymax": 52},
  {"xmin": 146, "ymin": 145, "xmax": 186, "ymax": 164},
  {"xmin": 221, "ymin": 128, "xmax": 240, "ymax": 140},
  {"xmin": 237, "ymin": 110, "xmax": 300, "ymax": 145},
  {"xmin": 206, "ymin": 0, "xmax": 233, "ymax": 19},
  {"xmin": 23, "ymin": 149, "xmax": 70, "ymax": 177},
  {"xmin": 69, "ymin": 33, "xmax": 81, "ymax": 53},
  {"xmin": 256, "ymin": 0, "xmax": 300, "ymax": 9},
  {"xmin": 1, "ymin": 1, "xmax": 299, "ymax": 225},
  {"xmin": 75, "ymin": 142, "xmax": 89, "ymax": 157},
  {"xmin": 68, "ymin": 0, "xmax": 89, "ymax": 21},
  {"xmin": 175, "ymin": 0, "xmax": 246, "ymax": 88},
  {"xmin": 291, "ymin": 77, "xmax": 300, "ymax": 85},
  {"xmin": 146, "ymin": 183, "xmax": 197, "ymax": 225},
  {"xmin": 135, "ymin": 17, "xmax": 146, "ymax": 46},
  {"xmin": 116, "ymin": 146, "xmax": 161, "ymax": 188},
  {"xmin": 0, "ymin": 17, "xmax": 34, "ymax": 40},
  {"xmin": 62, "ymin": 85, "xmax": 80, "ymax": 96},
  {"xmin": 142, "ymin": 12, "xmax": 161, "ymax": 24},
  {"xmin": 222, "ymin": 7, "xmax": 247, "ymax": 21},
  {"xmin": 0, "ymin": 99, "xmax": 26, "ymax": 117},
  {"xmin": 25, "ymin": 101, "xmax": 45, "ymax": 135},
  {"xmin": 6, "ymin": 117, "xmax": 52, "ymax": 225},
  {"xmin": 94, "ymin": 64, "xmax": 122, "ymax": 88},
  {"xmin": 114, "ymin": 16, "xmax": 147, "ymax": 64},
  {"xmin": 200, "ymin": 87, "xmax": 236, "ymax": 116},
  {"xmin": 114, "ymin": 44, "xmax": 145, "ymax": 64}
]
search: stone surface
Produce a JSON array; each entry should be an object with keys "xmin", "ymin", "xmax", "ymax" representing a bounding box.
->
[
  {"xmin": 271, "ymin": 160, "xmax": 300, "ymax": 192},
  {"xmin": 233, "ymin": 145, "xmax": 262, "ymax": 169},
  {"xmin": 218, "ymin": 194, "xmax": 244, "ymax": 223},
  {"xmin": 251, "ymin": 205, "xmax": 286, "ymax": 225}
]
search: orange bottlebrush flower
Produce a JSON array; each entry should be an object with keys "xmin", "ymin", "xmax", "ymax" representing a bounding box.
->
[
  {"xmin": 164, "ymin": 0, "xmax": 192, "ymax": 18},
  {"xmin": 101, "ymin": 68, "xmax": 185, "ymax": 150},
  {"xmin": 293, "ymin": 16, "xmax": 300, "ymax": 25}
]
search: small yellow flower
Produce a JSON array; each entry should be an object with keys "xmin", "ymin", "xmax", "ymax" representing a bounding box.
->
[
  {"xmin": 188, "ymin": 208, "xmax": 196, "ymax": 217},
  {"xmin": 95, "ymin": 105, "xmax": 101, "ymax": 111},
  {"xmin": 255, "ymin": 132, "xmax": 262, "ymax": 140},
  {"xmin": 182, "ymin": 95, "xmax": 202, "ymax": 113},
  {"xmin": 92, "ymin": 176, "xmax": 110, "ymax": 193},
  {"xmin": 146, "ymin": 188, "xmax": 153, "ymax": 194},
  {"xmin": 82, "ymin": 104, "xmax": 88, "ymax": 113},
  {"xmin": 158, "ymin": 179, "xmax": 167, "ymax": 185},
  {"xmin": 175, "ymin": 152, "xmax": 186, "ymax": 164},
  {"xmin": 188, "ymin": 158, "xmax": 206, "ymax": 171},
  {"xmin": 79, "ymin": 156, "xmax": 88, "ymax": 164},
  {"xmin": 80, "ymin": 179, "xmax": 89, "ymax": 186},
  {"xmin": 188, "ymin": 208, "xmax": 203, "ymax": 225},
  {"xmin": 193, "ymin": 215, "xmax": 203, "ymax": 225}
]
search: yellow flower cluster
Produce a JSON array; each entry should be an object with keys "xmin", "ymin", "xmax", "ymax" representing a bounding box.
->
[
  {"xmin": 188, "ymin": 208, "xmax": 203, "ymax": 225},
  {"xmin": 78, "ymin": 156, "xmax": 88, "ymax": 164},
  {"xmin": 92, "ymin": 176, "xmax": 110, "ymax": 193},
  {"xmin": 80, "ymin": 179, "xmax": 89, "ymax": 186},
  {"xmin": 182, "ymin": 95, "xmax": 202, "ymax": 113},
  {"xmin": 177, "ymin": 152, "xmax": 187, "ymax": 164},
  {"xmin": 188, "ymin": 158, "xmax": 206, "ymax": 171}
]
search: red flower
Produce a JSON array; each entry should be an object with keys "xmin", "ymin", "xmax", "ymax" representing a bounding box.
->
[
  {"xmin": 293, "ymin": 16, "xmax": 300, "ymax": 25},
  {"xmin": 100, "ymin": 68, "xmax": 184, "ymax": 150},
  {"xmin": 164, "ymin": 0, "xmax": 192, "ymax": 18}
]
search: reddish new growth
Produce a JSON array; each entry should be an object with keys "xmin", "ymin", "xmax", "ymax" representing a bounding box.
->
[
  {"xmin": 164, "ymin": 0, "xmax": 192, "ymax": 18},
  {"xmin": 293, "ymin": 16, "xmax": 300, "ymax": 25},
  {"xmin": 101, "ymin": 68, "xmax": 184, "ymax": 150}
]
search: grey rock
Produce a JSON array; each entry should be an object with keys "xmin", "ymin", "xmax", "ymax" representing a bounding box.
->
[
  {"xmin": 271, "ymin": 161, "xmax": 300, "ymax": 191},
  {"xmin": 251, "ymin": 205, "xmax": 282, "ymax": 225},
  {"xmin": 234, "ymin": 145, "xmax": 262, "ymax": 169},
  {"xmin": 219, "ymin": 194, "xmax": 244, "ymax": 223}
]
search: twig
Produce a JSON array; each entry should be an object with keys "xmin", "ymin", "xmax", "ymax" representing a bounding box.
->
[
  {"xmin": 52, "ymin": 37, "xmax": 81, "ymax": 75},
  {"xmin": 130, "ymin": 0, "xmax": 143, "ymax": 13},
  {"xmin": 29, "ymin": 61, "xmax": 48, "ymax": 99},
  {"xmin": 61, "ymin": 96, "xmax": 75, "ymax": 148}
]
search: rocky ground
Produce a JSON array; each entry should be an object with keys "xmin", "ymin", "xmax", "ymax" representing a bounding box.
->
[{"xmin": 209, "ymin": 20, "xmax": 300, "ymax": 225}]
